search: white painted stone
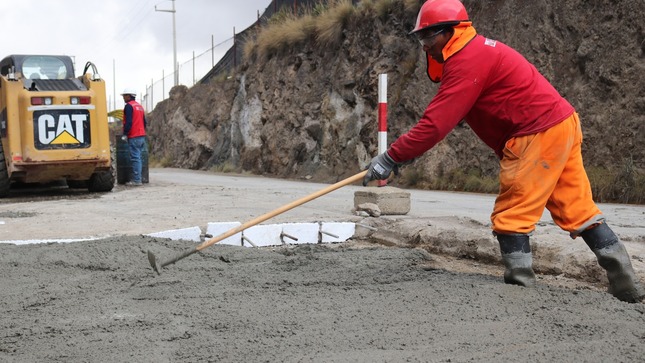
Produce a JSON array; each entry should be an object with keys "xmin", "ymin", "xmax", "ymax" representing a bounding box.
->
[
  {"xmin": 280, "ymin": 223, "xmax": 319, "ymax": 245},
  {"xmin": 206, "ymin": 222, "xmax": 243, "ymax": 246},
  {"xmin": 146, "ymin": 226, "xmax": 202, "ymax": 242},
  {"xmin": 243, "ymin": 224, "xmax": 283, "ymax": 247},
  {"xmin": 320, "ymin": 222, "xmax": 355, "ymax": 243}
]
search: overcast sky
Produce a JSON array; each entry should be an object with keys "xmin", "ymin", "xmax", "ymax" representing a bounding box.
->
[{"xmin": 2, "ymin": 0, "xmax": 270, "ymax": 110}]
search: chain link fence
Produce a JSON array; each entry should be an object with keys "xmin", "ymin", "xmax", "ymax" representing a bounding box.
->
[{"xmin": 141, "ymin": 0, "xmax": 338, "ymax": 112}]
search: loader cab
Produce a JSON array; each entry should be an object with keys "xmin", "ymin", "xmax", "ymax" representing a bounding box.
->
[
  {"xmin": 0, "ymin": 54, "xmax": 83, "ymax": 91},
  {"xmin": 22, "ymin": 55, "xmax": 69, "ymax": 80},
  {"xmin": 0, "ymin": 54, "xmax": 74, "ymax": 78}
]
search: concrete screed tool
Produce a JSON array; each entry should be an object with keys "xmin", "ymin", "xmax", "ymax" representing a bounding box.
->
[{"xmin": 147, "ymin": 170, "xmax": 368, "ymax": 274}]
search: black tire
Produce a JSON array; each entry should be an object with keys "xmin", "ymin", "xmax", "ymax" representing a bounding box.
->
[
  {"xmin": 67, "ymin": 180, "xmax": 89, "ymax": 189},
  {"xmin": 0, "ymin": 139, "xmax": 11, "ymax": 197},
  {"xmin": 88, "ymin": 149, "xmax": 117, "ymax": 193},
  {"xmin": 88, "ymin": 170, "xmax": 115, "ymax": 193}
]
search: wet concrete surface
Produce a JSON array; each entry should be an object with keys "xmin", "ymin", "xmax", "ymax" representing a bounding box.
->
[
  {"xmin": 1, "ymin": 238, "xmax": 644, "ymax": 362},
  {"xmin": 0, "ymin": 168, "xmax": 644, "ymax": 361}
]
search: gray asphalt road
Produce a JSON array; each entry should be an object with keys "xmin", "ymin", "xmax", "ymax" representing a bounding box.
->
[
  {"xmin": 0, "ymin": 167, "xmax": 498, "ymax": 241},
  {"xmin": 1, "ymin": 167, "xmax": 643, "ymax": 243}
]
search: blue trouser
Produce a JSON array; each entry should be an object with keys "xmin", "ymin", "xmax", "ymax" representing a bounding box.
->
[{"xmin": 128, "ymin": 136, "xmax": 146, "ymax": 183}]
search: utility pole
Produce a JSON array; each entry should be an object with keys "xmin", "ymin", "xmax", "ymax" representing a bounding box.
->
[
  {"xmin": 155, "ymin": 0, "xmax": 178, "ymax": 87},
  {"xmin": 112, "ymin": 59, "xmax": 116, "ymax": 110}
]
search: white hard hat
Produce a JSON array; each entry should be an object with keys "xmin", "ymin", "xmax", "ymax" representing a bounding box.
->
[{"xmin": 121, "ymin": 87, "xmax": 137, "ymax": 96}]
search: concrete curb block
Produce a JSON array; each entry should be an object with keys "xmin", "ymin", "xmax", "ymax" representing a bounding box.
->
[
  {"xmin": 280, "ymin": 223, "xmax": 319, "ymax": 244},
  {"xmin": 320, "ymin": 222, "xmax": 355, "ymax": 243},
  {"xmin": 206, "ymin": 222, "xmax": 242, "ymax": 246},
  {"xmin": 243, "ymin": 224, "xmax": 284, "ymax": 247},
  {"xmin": 146, "ymin": 226, "xmax": 202, "ymax": 242}
]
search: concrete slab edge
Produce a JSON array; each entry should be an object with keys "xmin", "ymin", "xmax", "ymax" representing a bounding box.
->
[{"xmin": 0, "ymin": 222, "xmax": 359, "ymax": 246}]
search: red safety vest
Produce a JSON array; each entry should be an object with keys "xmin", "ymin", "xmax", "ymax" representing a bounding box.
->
[{"xmin": 124, "ymin": 100, "xmax": 146, "ymax": 138}]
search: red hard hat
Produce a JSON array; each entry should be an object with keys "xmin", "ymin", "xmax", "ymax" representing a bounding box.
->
[{"xmin": 410, "ymin": 0, "xmax": 469, "ymax": 34}]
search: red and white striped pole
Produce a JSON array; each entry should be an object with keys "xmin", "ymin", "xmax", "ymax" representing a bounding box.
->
[{"xmin": 377, "ymin": 73, "xmax": 388, "ymax": 187}]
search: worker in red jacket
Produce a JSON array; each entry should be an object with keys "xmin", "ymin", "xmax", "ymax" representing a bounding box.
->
[
  {"xmin": 121, "ymin": 88, "xmax": 147, "ymax": 186},
  {"xmin": 363, "ymin": 0, "xmax": 644, "ymax": 303}
]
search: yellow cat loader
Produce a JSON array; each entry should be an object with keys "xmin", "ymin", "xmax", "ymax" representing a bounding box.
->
[{"xmin": 0, "ymin": 54, "xmax": 114, "ymax": 196}]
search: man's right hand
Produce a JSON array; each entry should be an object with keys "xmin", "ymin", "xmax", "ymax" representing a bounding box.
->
[
  {"xmin": 121, "ymin": 135, "xmax": 128, "ymax": 141},
  {"xmin": 363, "ymin": 152, "xmax": 400, "ymax": 186}
]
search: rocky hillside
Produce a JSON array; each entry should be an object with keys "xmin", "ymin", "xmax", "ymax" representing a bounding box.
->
[{"xmin": 147, "ymin": 0, "xmax": 645, "ymax": 203}]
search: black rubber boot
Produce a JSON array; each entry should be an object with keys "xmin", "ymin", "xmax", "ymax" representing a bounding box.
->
[
  {"xmin": 581, "ymin": 223, "xmax": 645, "ymax": 303},
  {"xmin": 497, "ymin": 233, "xmax": 537, "ymax": 287}
]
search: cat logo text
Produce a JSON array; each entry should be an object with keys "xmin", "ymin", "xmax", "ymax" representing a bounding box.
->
[{"xmin": 33, "ymin": 109, "xmax": 91, "ymax": 149}]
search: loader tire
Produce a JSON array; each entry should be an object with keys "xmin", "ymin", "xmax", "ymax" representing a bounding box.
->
[
  {"xmin": 67, "ymin": 180, "xmax": 88, "ymax": 189},
  {"xmin": 88, "ymin": 170, "xmax": 115, "ymax": 193},
  {"xmin": 0, "ymin": 139, "xmax": 10, "ymax": 197}
]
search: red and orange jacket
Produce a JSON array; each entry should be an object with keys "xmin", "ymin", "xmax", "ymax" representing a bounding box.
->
[
  {"xmin": 388, "ymin": 34, "xmax": 574, "ymax": 161},
  {"xmin": 123, "ymin": 100, "xmax": 147, "ymax": 138}
]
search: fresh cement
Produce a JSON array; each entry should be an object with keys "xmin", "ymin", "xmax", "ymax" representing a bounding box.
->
[{"xmin": 1, "ymin": 236, "xmax": 643, "ymax": 362}]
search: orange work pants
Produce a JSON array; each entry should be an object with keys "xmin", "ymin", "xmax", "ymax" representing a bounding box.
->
[{"xmin": 491, "ymin": 113, "xmax": 602, "ymax": 237}]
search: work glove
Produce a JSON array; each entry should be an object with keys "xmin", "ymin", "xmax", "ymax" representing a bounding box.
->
[{"xmin": 363, "ymin": 151, "xmax": 400, "ymax": 186}]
